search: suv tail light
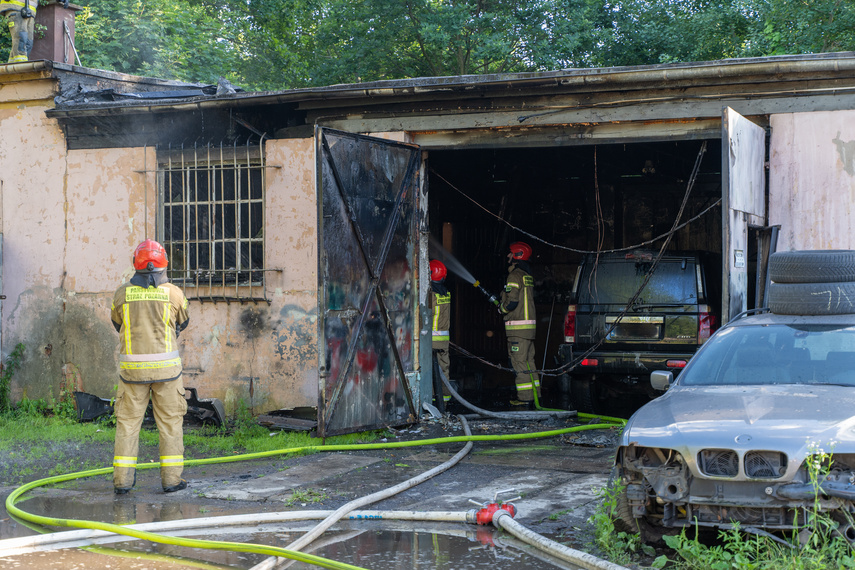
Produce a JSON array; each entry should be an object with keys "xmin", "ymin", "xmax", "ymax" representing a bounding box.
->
[
  {"xmin": 699, "ymin": 304, "xmax": 717, "ymax": 343},
  {"xmin": 564, "ymin": 304, "xmax": 576, "ymax": 343}
]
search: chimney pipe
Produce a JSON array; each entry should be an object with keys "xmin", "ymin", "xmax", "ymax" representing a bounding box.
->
[{"xmin": 30, "ymin": 1, "xmax": 81, "ymax": 65}]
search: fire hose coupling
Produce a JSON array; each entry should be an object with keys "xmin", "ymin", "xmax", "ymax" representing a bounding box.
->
[
  {"xmin": 473, "ymin": 280, "xmax": 500, "ymax": 306},
  {"xmin": 468, "ymin": 488, "xmax": 520, "ymax": 525}
]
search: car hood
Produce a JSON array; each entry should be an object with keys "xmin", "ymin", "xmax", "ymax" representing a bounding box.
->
[{"xmin": 621, "ymin": 384, "xmax": 855, "ymax": 452}]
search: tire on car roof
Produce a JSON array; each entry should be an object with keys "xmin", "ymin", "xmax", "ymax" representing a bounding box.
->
[
  {"xmin": 769, "ymin": 250, "xmax": 855, "ymax": 283},
  {"xmin": 768, "ymin": 281, "xmax": 855, "ymax": 315}
]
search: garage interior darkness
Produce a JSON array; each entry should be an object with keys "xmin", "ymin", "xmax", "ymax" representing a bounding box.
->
[{"xmin": 426, "ymin": 138, "xmax": 726, "ymax": 410}]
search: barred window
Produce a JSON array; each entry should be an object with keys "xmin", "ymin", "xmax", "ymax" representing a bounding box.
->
[{"xmin": 158, "ymin": 144, "xmax": 265, "ymax": 301}]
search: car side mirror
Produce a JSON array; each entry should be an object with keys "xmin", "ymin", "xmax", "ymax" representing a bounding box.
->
[{"xmin": 651, "ymin": 370, "xmax": 673, "ymax": 391}]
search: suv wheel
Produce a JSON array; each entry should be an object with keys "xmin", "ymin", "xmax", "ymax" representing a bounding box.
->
[{"xmin": 571, "ymin": 376, "xmax": 598, "ymax": 414}]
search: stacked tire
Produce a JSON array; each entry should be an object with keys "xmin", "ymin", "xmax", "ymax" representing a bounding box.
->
[{"xmin": 768, "ymin": 250, "xmax": 855, "ymax": 315}]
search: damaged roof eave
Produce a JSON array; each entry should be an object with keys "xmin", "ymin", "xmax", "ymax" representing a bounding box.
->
[{"xmin": 46, "ymin": 52, "xmax": 855, "ymax": 120}]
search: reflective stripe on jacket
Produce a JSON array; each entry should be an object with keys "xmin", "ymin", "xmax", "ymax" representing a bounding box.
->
[
  {"xmin": 429, "ymin": 289, "xmax": 451, "ymax": 348},
  {"xmin": 500, "ymin": 264, "xmax": 536, "ymax": 339},
  {"xmin": 111, "ymin": 282, "xmax": 190, "ymax": 383},
  {"xmin": 0, "ymin": 1, "xmax": 35, "ymax": 14}
]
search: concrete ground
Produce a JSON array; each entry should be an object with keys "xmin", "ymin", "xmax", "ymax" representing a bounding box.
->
[{"xmin": 0, "ymin": 413, "xmax": 624, "ymax": 568}]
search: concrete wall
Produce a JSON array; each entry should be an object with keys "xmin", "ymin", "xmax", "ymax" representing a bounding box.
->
[
  {"xmin": 770, "ymin": 110, "xmax": 855, "ymax": 250},
  {"xmin": 0, "ymin": 74, "xmax": 69, "ymax": 403},
  {"xmin": 180, "ymin": 137, "xmax": 319, "ymax": 414},
  {"xmin": 0, "ymin": 73, "xmax": 319, "ymax": 414}
]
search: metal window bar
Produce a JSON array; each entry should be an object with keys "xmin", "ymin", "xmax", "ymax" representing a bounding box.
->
[{"xmin": 158, "ymin": 138, "xmax": 269, "ymax": 303}]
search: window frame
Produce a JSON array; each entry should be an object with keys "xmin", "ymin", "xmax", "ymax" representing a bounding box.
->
[{"xmin": 156, "ymin": 142, "xmax": 267, "ymax": 303}]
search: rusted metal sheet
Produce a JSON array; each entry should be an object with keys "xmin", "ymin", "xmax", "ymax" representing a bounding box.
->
[
  {"xmin": 722, "ymin": 107, "xmax": 766, "ymax": 321},
  {"xmin": 769, "ymin": 110, "xmax": 855, "ymax": 250},
  {"xmin": 317, "ymin": 128, "xmax": 420, "ymax": 437}
]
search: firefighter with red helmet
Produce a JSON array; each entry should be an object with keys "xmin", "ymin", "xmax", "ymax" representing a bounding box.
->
[
  {"xmin": 429, "ymin": 259, "xmax": 452, "ymax": 408},
  {"xmin": 110, "ymin": 239, "xmax": 190, "ymax": 495},
  {"xmin": 499, "ymin": 241, "xmax": 541, "ymax": 407}
]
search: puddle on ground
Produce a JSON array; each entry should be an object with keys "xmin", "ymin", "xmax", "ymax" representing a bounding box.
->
[
  {"xmin": 3, "ymin": 526, "xmax": 581, "ymax": 569},
  {"xmin": 2, "ymin": 494, "xmax": 583, "ymax": 569}
]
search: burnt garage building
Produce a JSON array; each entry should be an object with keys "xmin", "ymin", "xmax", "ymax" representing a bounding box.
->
[{"xmin": 2, "ymin": 51, "xmax": 854, "ymax": 435}]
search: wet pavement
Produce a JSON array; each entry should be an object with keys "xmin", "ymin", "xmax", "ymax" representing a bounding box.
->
[{"xmin": 0, "ymin": 415, "xmax": 621, "ymax": 569}]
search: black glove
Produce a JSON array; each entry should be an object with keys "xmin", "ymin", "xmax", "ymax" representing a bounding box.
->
[{"xmin": 63, "ymin": 0, "xmax": 69, "ymax": 8}]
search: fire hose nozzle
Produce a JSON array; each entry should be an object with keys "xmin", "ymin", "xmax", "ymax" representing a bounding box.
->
[{"xmin": 473, "ymin": 281, "xmax": 499, "ymax": 306}]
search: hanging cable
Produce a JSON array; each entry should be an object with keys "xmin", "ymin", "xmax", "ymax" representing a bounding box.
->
[
  {"xmin": 429, "ymin": 170, "xmax": 721, "ymax": 255},
  {"xmin": 444, "ymin": 142, "xmax": 709, "ymax": 377}
]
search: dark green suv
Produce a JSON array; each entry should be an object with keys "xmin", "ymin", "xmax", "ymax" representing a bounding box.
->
[{"xmin": 557, "ymin": 250, "xmax": 718, "ymax": 412}]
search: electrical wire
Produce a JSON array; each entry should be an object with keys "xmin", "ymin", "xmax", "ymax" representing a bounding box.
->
[
  {"xmin": 441, "ymin": 141, "xmax": 708, "ymax": 378},
  {"xmin": 429, "ymin": 168, "xmax": 721, "ymax": 255}
]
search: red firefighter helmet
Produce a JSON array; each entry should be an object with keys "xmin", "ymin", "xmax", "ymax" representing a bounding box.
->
[
  {"xmin": 509, "ymin": 241, "xmax": 532, "ymax": 261},
  {"xmin": 133, "ymin": 239, "xmax": 168, "ymax": 271},
  {"xmin": 430, "ymin": 260, "xmax": 447, "ymax": 281}
]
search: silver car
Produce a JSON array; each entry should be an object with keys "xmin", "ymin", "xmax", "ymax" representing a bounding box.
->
[{"xmin": 613, "ymin": 310, "xmax": 855, "ymax": 542}]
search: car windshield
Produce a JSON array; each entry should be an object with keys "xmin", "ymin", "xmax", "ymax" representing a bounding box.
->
[
  {"xmin": 579, "ymin": 260, "xmax": 698, "ymax": 305},
  {"xmin": 679, "ymin": 323, "xmax": 855, "ymax": 387}
]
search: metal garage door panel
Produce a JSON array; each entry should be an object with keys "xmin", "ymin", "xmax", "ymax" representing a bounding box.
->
[
  {"xmin": 722, "ymin": 107, "xmax": 766, "ymax": 321},
  {"xmin": 317, "ymin": 128, "xmax": 420, "ymax": 437}
]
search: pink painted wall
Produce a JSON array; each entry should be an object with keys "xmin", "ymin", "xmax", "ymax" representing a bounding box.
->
[
  {"xmin": 1, "ymin": 76, "xmax": 320, "ymax": 414},
  {"xmin": 175, "ymin": 138, "xmax": 319, "ymax": 414},
  {"xmin": 0, "ymin": 83, "xmax": 73, "ymax": 403}
]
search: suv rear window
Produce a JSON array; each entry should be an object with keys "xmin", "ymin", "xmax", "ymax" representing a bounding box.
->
[{"xmin": 578, "ymin": 258, "xmax": 699, "ymax": 305}]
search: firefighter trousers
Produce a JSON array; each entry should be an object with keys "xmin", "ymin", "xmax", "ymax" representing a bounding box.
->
[
  {"xmin": 113, "ymin": 376, "xmax": 187, "ymax": 490},
  {"xmin": 5, "ymin": 10, "xmax": 33, "ymax": 63},
  {"xmin": 507, "ymin": 336, "xmax": 541, "ymax": 402}
]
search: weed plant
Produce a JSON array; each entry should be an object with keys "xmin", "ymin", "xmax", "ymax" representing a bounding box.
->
[
  {"xmin": 0, "ymin": 343, "xmax": 25, "ymax": 414},
  {"xmin": 282, "ymin": 488, "xmax": 329, "ymax": 507},
  {"xmin": 597, "ymin": 443, "xmax": 855, "ymax": 569},
  {"xmin": 590, "ymin": 480, "xmax": 653, "ymax": 566}
]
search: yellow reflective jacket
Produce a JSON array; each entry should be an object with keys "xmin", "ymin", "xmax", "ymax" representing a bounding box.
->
[
  {"xmin": 0, "ymin": 0, "xmax": 35, "ymax": 15},
  {"xmin": 500, "ymin": 262, "xmax": 536, "ymax": 340},
  {"xmin": 429, "ymin": 284, "xmax": 451, "ymax": 349},
  {"xmin": 111, "ymin": 281, "xmax": 190, "ymax": 383}
]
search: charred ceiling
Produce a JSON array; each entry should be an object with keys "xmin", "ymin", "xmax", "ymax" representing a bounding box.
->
[
  {"xmin": 53, "ymin": 102, "xmax": 305, "ymax": 150},
  {"xmin": 42, "ymin": 53, "xmax": 855, "ymax": 150}
]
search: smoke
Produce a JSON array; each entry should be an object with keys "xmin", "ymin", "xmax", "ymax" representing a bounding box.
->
[{"xmin": 428, "ymin": 235, "xmax": 476, "ymax": 284}]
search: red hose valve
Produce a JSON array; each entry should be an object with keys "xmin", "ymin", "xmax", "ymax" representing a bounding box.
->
[{"xmin": 476, "ymin": 502, "xmax": 516, "ymax": 525}]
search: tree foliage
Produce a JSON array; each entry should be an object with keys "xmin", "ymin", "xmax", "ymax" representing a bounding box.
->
[
  {"xmin": 2, "ymin": 1, "xmax": 853, "ymax": 90},
  {"xmin": 72, "ymin": 0, "xmax": 239, "ymax": 84}
]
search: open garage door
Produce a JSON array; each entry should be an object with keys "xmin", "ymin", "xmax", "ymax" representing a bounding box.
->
[
  {"xmin": 722, "ymin": 107, "xmax": 766, "ymax": 322},
  {"xmin": 316, "ymin": 128, "xmax": 422, "ymax": 437}
]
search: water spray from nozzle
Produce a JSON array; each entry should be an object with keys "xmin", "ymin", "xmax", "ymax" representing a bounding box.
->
[{"xmin": 473, "ymin": 280, "xmax": 499, "ymax": 306}]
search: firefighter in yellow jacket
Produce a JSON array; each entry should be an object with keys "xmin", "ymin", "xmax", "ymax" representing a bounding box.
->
[
  {"xmin": 0, "ymin": 0, "xmax": 37, "ymax": 63},
  {"xmin": 499, "ymin": 241, "xmax": 541, "ymax": 407},
  {"xmin": 429, "ymin": 260, "xmax": 452, "ymax": 406},
  {"xmin": 111, "ymin": 239, "xmax": 190, "ymax": 494}
]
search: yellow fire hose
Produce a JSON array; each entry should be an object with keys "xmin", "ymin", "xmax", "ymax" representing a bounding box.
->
[{"xmin": 5, "ymin": 413, "xmax": 625, "ymax": 569}]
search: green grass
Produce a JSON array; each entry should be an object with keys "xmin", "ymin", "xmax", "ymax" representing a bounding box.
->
[
  {"xmin": 0, "ymin": 404, "xmax": 384, "ymax": 487},
  {"xmin": 0, "ymin": 413, "xmax": 116, "ymax": 450},
  {"xmin": 282, "ymin": 488, "xmax": 328, "ymax": 507}
]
